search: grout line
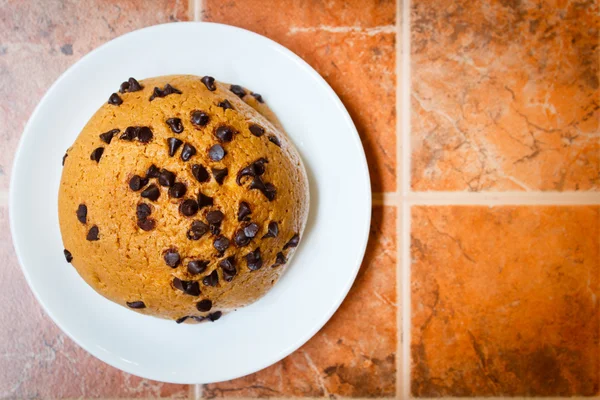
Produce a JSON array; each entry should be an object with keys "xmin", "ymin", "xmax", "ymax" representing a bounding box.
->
[
  {"xmin": 401, "ymin": 0, "xmax": 412, "ymax": 198},
  {"xmin": 373, "ymin": 192, "xmax": 400, "ymax": 206},
  {"xmin": 394, "ymin": 0, "xmax": 404, "ymax": 397},
  {"xmin": 400, "ymin": 0, "xmax": 412, "ymax": 397},
  {"xmin": 405, "ymin": 191, "xmax": 600, "ymax": 205},
  {"xmin": 194, "ymin": 0, "xmax": 203, "ymax": 21},
  {"xmin": 194, "ymin": 383, "xmax": 203, "ymax": 400},
  {"xmin": 401, "ymin": 202, "xmax": 412, "ymax": 399}
]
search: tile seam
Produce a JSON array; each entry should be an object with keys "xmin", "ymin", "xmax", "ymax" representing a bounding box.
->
[
  {"xmin": 395, "ymin": 0, "xmax": 404, "ymax": 397},
  {"xmin": 400, "ymin": 0, "xmax": 412, "ymax": 398}
]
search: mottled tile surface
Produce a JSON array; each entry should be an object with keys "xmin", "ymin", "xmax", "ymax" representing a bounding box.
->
[
  {"xmin": 411, "ymin": 0, "xmax": 600, "ymax": 191},
  {"xmin": 0, "ymin": 0, "xmax": 189, "ymax": 192},
  {"xmin": 411, "ymin": 206, "xmax": 600, "ymax": 396},
  {"xmin": 204, "ymin": 0, "xmax": 397, "ymax": 192},
  {"xmin": 0, "ymin": 207, "xmax": 189, "ymax": 398},
  {"xmin": 204, "ymin": 207, "xmax": 397, "ymax": 398}
]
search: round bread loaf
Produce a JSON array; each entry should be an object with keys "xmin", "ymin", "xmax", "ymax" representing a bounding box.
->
[{"xmin": 58, "ymin": 75, "xmax": 309, "ymax": 323}]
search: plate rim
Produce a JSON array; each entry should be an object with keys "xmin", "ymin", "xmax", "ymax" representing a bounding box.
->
[{"xmin": 9, "ymin": 21, "xmax": 372, "ymax": 384}]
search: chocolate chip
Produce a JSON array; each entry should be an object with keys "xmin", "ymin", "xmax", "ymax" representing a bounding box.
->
[
  {"xmin": 188, "ymin": 260, "xmax": 209, "ymax": 275},
  {"xmin": 120, "ymin": 77, "xmax": 143, "ymax": 93},
  {"xmin": 233, "ymin": 229, "xmax": 251, "ymax": 247},
  {"xmin": 137, "ymin": 218, "xmax": 156, "ymax": 231},
  {"xmin": 158, "ymin": 168, "xmax": 176, "ymax": 187},
  {"xmin": 283, "ymin": 233, "xmax": 300, "ymax": 250},
  {"xmin": 169, "ymin": 182, "xmax": 186, "ymax": 198},
  {"xmin": 268, "ymin": 135, "xmax": 281, "ymax": 147},
  {"xmin": 197, "ymin": 192, "xmax": 214, "ymax": 209},
  {"xmin": 218, "ymin": 99, "xmax": 234, "ymax": 110},
  {"xmin": 206, "ymin": 210, "xmax": 224, "ymax": 225},
  {"xmin": 99, "ymin": 128, "xmax": 120, "ymax": 144},
  {"xmin": 191, "ymin": 164, "xmax": 210, "ymax": 183},
  {"xmin": 209, "ymin": 311, "xmax": 222, "ymax": 321},
  {"xmin": 180, "ymin": 199, "xmax": 199, "ymax": 217},
  {"xmin": 176, "ymin": 315, "xmax": 207, "ymax": 323},
  {"xmin": 201, "ymin": 76, "xmax": 216, "ymax": 91},
  {"xmin": 238, "ymin": 202, "xmax": 251, "ymax": 221},
  {"xmin": 120, "ymin": 126, "xmax": 137, "ymax": 141},
  {"xmin": 251, "ymin": 92, "xmax": 264, "ymax": 103},
  {"xmin": 166, "ymin": 118, "xmax": 184, "ymax": 133},
  {"xmin": 213, "ymin": 236, "xmax": 230, "ymax": 253},
  {"xmin": 136, "ymin": 127, "xmax": 153, "ymax": 143},
  {"xmin": 219, "ymin": 257, "xmax": 236, "ymax": 281},
  {"xmin": 208, "ymin": 144, "xmax": 226, "ymax": 161},
  {"xmin": 86, "ymin": 225, "xmax": 99, "ymax": 241},
  {"xmin": 210, "ymin": 224, "xmax": 221, "ymax": 236},
  {"xmin": 167, "ymin": 137, "xmax": 183, "ymax": 157},
  {"xmin": 120, "ymin": 126, "xmax": 153, "ymax": 143},
  {"xmin": 146, "ymin": 164, "xmax": 159, "ymax": 179},
  {"xmin": 203, "ymin": 270, "xmax": 219, "ymax": 286},
  {"xmin": 196, "ymin": 299, "xmax": 212, "ymax": 312},
  {"xmin": 136, "ymin": 203, "xmax": 151, "ymax": 220},
  {"xmin": 245, "ymin": 248, "xmax": 263, "ymax": 271},
  {"xmin": 90, "ymin": 147, "xmax": 104, "ymax": 163},
  {"xmin": 173, "ymin": 278, "xmax": 201, "ymax": 296},
  {"xmin": 250, "ymin": 177, "xmax": 277, "ymax": 201},
  {"xmin": 249, "ymin": 124, "xmax": 264, "ymax": 137},
  {"xmin": 140, "ymin": 184, "xmax": 160, "ymax": 201},
  {"xmin": 76, "ymin": 204, "xmax": 87, "ymax": 224},
  {"xmin": 187, "ymin": 220, "xmax": 209, "ymax": 240},
  {"xmin": 164, "ymin": 249, "xmax": 180, "ymax": 268},
  {"xmin": 271, "ymin": 252, "xmax": 286, "ymax": 268},
  {"xmin": 62, "ymin": 153, "xmax": 68, "ymax": 165},
  {"xmin": 64, "ymin": 249, "xmax": 73, "ymax": 263},
  {"xmin": 119, "ymin": 81, "xmax": 130, "ymax": 93},
  {"xmin": 108, "ymin": 93, "xmax": 122, "ymax": 105},
  {"xmin": 181, "ymin": 143, "xmax": 197, "ymax": 161},
  {"xmin": 149, "ymin": 84, "xmax": 182, "ymax": 101},
  {"xmin": 215, "ymin": 125, "xmax": 235, "ymax": 142},
  {"xmin": 127, "ymin": 301, "xmax": 146, "ymax": 309},
  {"xmin": 212, "ymin": 168, "xmax": 228, "ymax": 185},
  {"xmin": 128, "ymin": 77, "xmax": 143, "ymax": 92},
  {"xmin": 191, "ymin": 110, "xmax": 210, "ymax": 127},
  {"xmin": 236, "ymin": 158, "xmax": 268, "ymax": 184},
  {"xmin": 243, "ymin": 223, "xmax": 259, "ymax": 238},
  {"xmin": 129, "ymin": 175, "xmax": 149, "ymax": 191},
  {"xmin": 263, "ymin": 222, "xmax": 279, "ymax": 238},
  {"xmin": 230, "ymin": 84, "xmax": 246, "ymax": 98}
]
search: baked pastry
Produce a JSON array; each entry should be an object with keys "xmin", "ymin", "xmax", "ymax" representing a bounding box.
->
[{"xmin": 58, "ymin": 75, "xmax": 309, "ymax": 323}]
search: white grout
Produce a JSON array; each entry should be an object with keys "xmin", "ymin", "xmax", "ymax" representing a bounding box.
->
[
  {"xmin": 401, "ymin": 0, "xmax": 412, "ymax": 199},
  {"xmin": 401, "ymin": 202, "xmax": 412, "ymax": 399},
  {"xmin": 194, "ymin": 0, "xmax": 203, "ymax": 21},
  {"xmin": 404, "ymin": 191, "xmax": 600, "ymax": 205},
  {"xmin": 288, "ymin": 25, "xmax": 396, "ymax": 36},
  {"xmin": 394, "ymin": 0, "xmax": 404, "ymax": 397},
  {"xmin": 194, "ymin": 382, "xmax": 203, "ymax": 400}
]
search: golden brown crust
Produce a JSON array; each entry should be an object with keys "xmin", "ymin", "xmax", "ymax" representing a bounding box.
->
[{"xmin": 58, "ymin": 75, "xmax": 309, "ymax": 322}]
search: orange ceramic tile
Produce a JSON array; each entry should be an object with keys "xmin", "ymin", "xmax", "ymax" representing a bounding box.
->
[
  {"xmin": 204, "ymin": 206, "xmax": 397, "ymax": 398},
  {"xmin": 411, "ymin": 0, "xmax": 600, "ymax": 191},
  {"xmin": 0, "ymin": 207, "xmax": 189, "ymax": 397},
  {"xmin": 204, "ymin": 0, "xmax": 397, "ymax": 192},
  {"xmin": 0, "ymin": 0, "xmax": 189, "ymax": 192},
  {"xmin": 411, "ymin": 206, "xmax": 600, "ymax": 396}
]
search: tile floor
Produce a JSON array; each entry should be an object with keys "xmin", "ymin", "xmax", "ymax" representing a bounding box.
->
[{"xmin": 0, "ymin": 0, "xmax": 597, "ymax": 398}]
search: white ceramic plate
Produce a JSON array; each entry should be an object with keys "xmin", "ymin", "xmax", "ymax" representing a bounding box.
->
[{"xmin": 10, "ymin": 22, "xmax": 371, "ymax": 384}]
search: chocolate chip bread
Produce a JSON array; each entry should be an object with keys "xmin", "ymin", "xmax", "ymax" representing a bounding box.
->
[{"xmin": 59, "ymin": 75, "xmax": 309, "ymax": 323}]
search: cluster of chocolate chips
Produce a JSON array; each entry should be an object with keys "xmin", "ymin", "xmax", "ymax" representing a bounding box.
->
[
  {"xmin": 90, "ymin": 126, "xmax": 153, "ymax": 164},
  {"xmin": 149, "ymin": 83, "xmax": 182, "ymax": 101},
  {"xmin": 108, "ymin": 77, "xmax": 143, "ymax": 106},
  {"xmin": 237, "ymin": 158, "xmax": 277, "ymax": 201},
  {"xmin": 228, "ymin": 83, "xmax": 264, "ymax": 104},
  {"xmin": 167, "ymin": 137, "xmax": 197, "ymax": 161}
]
